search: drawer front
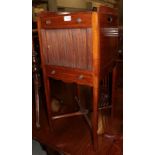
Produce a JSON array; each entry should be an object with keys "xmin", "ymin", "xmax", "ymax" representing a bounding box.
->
[
  {"xmin": 41, "ymin": 13, "xmax": 92, "ymax": 29},
  {"xmin": 46, "ymin": 65, "xmax": 93, "ymax": 86}
]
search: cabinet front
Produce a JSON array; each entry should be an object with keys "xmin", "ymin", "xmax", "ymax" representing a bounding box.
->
[{"xmin": 41, "ymin": 28, "xmax": 93, "ymax": 70}]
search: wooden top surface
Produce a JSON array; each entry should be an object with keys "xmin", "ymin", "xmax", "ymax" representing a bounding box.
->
[{"xmin": 37, "ymin": 6, "xmax": 118, "ymax": 18}]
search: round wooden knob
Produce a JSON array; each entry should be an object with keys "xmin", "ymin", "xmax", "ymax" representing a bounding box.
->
[
  {"xmin": 79, "ymin": 74, "xmax": 84, "ymax": 80},
  {"xmin": 46, "ymin": 20, "xmax": 51, "ymax": 25},
  {"xmin": 118, "ymin": 50, "xmax": 122, "ymax": 54},
  {"xmin": 51, "ymin": 70, "xmax": 56, "ymax": 75},
  {"xmin": 76, "ymin": 18, "xmax": 82, "ymax": 23}
]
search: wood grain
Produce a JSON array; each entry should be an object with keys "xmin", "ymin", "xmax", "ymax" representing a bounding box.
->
[
  {"xmin": 99, "ymin": 8, "xmax": 118, "ymax": 76},
  {"xmin": 92, "ymin": 12, "xmax": 100, "ymax": 150},
  {"xmin": 37, "ymin": 6, "xmax": 119, "ymax": 151},
  {"xmin": 40, "ymin": 12, "xmax": 92, "ymax": 29},
  {"xmin": 42, "ymin": 28, "xmax": 92, "ymax": 70},
  {"xmin": 46, "ymin": 65, "xmax": 93, "ymax": 86}
]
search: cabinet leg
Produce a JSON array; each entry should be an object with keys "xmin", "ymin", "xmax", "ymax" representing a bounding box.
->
[
  {"xmin": 34, "ymin": 85, "xmax": 40, "ymax": 128},
  {"xmin": 92, "ymin": 82, "xmax": 99, "ymax": 150},
  {"xmin": 45, "ymin": 77, "xmax": 53, "ymax": 132},
  {"xmin": 34, "ymin": 74, "xmax": 41, "ymax": 129},
  {"xmin": 111, "ymin": 66, "xmax": 117, "ymax": 119},
  {"xmin": 74, "ymin": 84, "xmax": 92, "ymax": 137}
]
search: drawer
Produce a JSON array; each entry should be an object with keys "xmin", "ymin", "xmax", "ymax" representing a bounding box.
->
[
  {"xmin": 45, "ymin": 65, "xmax": 93, "ymax": 86},
  {"xmin": 41, "ymin": 12, "xmax": 92, "ymax": 29}
]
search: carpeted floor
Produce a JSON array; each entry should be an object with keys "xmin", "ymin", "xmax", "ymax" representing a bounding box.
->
[{"xmin": 32, "ymin": 140, "xmax": 47, "ymax": 155}]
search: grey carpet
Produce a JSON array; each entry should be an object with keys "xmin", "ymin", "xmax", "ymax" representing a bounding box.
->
[{"xmin": 32, "ymin": 140, "xmax": 47, "ymax": 155}]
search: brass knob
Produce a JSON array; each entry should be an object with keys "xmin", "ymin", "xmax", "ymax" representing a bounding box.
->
[
  {"xmin": 46, "ymin": 20, "xmax": 51, "ymax": 25},
  {"xmin": 118, "ymin": 50, "xmax": 122, "ymax": 54},
  {"xmin": 76, "ymin": 18, "xmax": 82, "ymax": 23},
  {"xmin": 79, "ymin": 74, "xmax": 84, "ymax": 80},
  {"xmin": 51, "ymin": 70, "xmax": 56, "ymax": 75},
  {"xmin": 47, "ymin": 45, "xmax": 50, "ymax": 49}
]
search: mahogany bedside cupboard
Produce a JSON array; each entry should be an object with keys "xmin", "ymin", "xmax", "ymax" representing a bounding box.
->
[{"xmin": 37, "ymin": 6, "xmax": 118, "ymax": 150}]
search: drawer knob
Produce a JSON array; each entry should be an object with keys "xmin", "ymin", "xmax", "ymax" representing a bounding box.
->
[
  {"xmin": 118, "ymin": 49, "xmax": 122, "ymax": 54},
  {"xmin": 46, "ymin": 20, "xmax": 51, "ymax": 25},
  {"xmin": 79, "ymin": 74, "xmax": 84, "ymax": 80},
  {"xmin": 76, "ymin": 18, "xmax": 82, "ymax": 23},
  {"xmin": 51, "ymin": 70, "xmax": 56, "ymax": 75}
]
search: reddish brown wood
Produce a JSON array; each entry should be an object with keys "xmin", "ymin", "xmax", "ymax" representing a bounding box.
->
[
  {"xmin": 74, "ymin": 85, "xmax": 92, "ymax": 132},
  {"xmin": 98, "ymin": 8, "xmax": 118, "ymax": 77},
  {"xmin": 37, "ymin": 18, "xmax": 53, "ymax": 131},
  {"xmin": 37, "ymin": 6, "xmax": 118, "ymax": 151},
  {"xmin": 41, "ymin": 28, "xmax": 92, "ymax": 70},
  {"xmin": 46, "ymin": 65, "xmax": 93, "ymax": 86},
  {"xmin": 99, "ymin": 6, "xmax": 118, "ymax": 15},
  {"xmin": 91, "ymin": 12, "xmax": 100, "ymax": 150},
  {"xmin": 40, "ymin": 11, "xmax": 92, "ymax": 29},
  {"xmin": 52, "ymin": 110, "xmax": 88, "ymax": 120},
  {"xmin": 111, "ymin": 60, "xmax": 123, "ymax": 120},
  {"xmin": 32, "ymin": 95, "xmax": 123, "ymax": 155}
]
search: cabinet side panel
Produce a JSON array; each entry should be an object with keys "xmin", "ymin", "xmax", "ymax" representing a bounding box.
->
[
  {"xmin": 40, "ymin": 29, "xmax": 49, "ymax": 64},
  {"xmin": 99, "ymin": 12, "xmax": 118, "ymax": 74}
]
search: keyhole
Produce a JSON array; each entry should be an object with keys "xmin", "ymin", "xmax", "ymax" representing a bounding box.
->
[{"xmin": 107, "ymin": 16, "xmax": 113, "ymax": 23}]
